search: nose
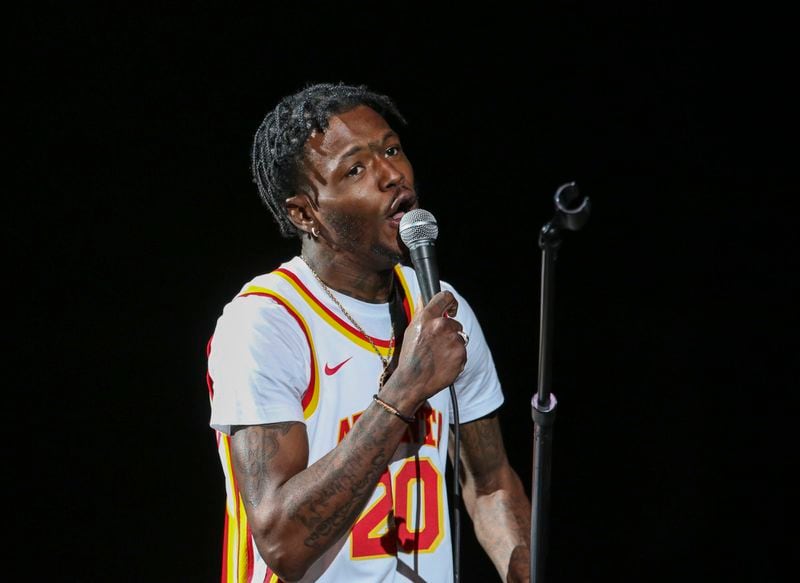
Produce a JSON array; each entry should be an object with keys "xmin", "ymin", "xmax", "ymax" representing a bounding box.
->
[{"xmin": 376, "ymin": 155, "xmax": 404, "ymax": 191}]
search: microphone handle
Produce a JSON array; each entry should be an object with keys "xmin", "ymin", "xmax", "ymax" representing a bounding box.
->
[{"xmin": 410, "ymin": 243, "xmax": 441, "ymax": 305}]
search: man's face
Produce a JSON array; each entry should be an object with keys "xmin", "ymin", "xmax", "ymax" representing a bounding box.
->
[{"xmin": 302, "ymin": 105, "xmax": 417, "ymax": 266}]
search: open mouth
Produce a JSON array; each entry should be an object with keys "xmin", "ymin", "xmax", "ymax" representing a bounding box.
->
[{"xmin": 388, "ymin": 192, "xmax": 416, "ymax": 226}]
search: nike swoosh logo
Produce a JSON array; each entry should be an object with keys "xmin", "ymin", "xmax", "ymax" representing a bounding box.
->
[{"xmin": 324, "ymin": 357, "xmax": 353, "ymax": 376}]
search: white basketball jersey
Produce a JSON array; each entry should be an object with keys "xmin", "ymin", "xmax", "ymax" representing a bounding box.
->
[{"xmin": 208, "ymin": 256, "xmax": 504, "ymax": 582}]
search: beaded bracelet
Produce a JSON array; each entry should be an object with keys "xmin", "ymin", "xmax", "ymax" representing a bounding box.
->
[{"xmin": 372, "ymin": 394, "xmax": 416, "ymax": 424}]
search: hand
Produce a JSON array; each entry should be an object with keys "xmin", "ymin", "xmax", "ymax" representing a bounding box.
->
[{"xmin": 388, "ymin": 290, "xmax": 467, "ymax": 406}]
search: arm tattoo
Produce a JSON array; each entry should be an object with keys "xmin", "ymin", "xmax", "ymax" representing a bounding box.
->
[
  {"xmin": 232, "ymin": 422, "xmax": 296, "ymax": 508},
  {"xmin": 288, "ymin": 413, "xmax": 396, "ymax": 549},
  {"xmin": 458, "ymin": 416, "xmax": 531, "ymax": 579},
  {"xmin": 459, "ymin": 416, "xmax": 505, "ymax": 485}
]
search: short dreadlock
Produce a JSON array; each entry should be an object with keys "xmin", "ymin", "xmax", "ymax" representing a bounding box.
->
[{"xmin": 250, "ymin": 82, "xmax": 406, "ymax": 238}]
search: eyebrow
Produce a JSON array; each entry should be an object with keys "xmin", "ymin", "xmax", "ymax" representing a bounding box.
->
[{"xmin": 336, "ymin": 131, "xmax": 398, "ymax": 164}]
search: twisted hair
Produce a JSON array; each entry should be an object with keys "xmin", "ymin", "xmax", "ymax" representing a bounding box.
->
[{"xmin": 251, "ymin": 82, "xmax": 406, "ymax": 238}]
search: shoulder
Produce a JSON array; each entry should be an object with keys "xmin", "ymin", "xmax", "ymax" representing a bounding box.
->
[
  {"xmin": 237, "ymin": 256, "xmax": 309, "ymax": 300},
  {"xmin": 212, "ymin": 258, "xmax": 311, "ymax": 348}
]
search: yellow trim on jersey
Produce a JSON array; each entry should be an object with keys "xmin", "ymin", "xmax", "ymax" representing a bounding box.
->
[
  {"xmin": 236, "ymin": 493, "xmax": 251, "ymax": 580},
  {"xmin": 393, "ymin": 265, "xmax": 417, "ymax": 319},
  {"xmin": 221, "ymin": 434, "xmax": 249, "ymax": 582},
  {"xmin": 238, "ymin": 286, "xmax": 321, "ymax": 421},
  {"xmin": 245, "ymin": 277, "xmax": 394, "ymax": 359},
  {"xmin": 406, "ymin": 456, "xmax": 446, "ymax": 555}
]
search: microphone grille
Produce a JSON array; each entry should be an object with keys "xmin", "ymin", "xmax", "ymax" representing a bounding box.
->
[{"xmin": 399, "ymin": 208, "xmax": 439, "ymax": 247}]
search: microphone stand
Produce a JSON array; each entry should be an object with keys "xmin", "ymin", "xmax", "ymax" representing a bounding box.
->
[{"xmin": 530, "ymin": 182, "xmax": 590, "ymax": 583}]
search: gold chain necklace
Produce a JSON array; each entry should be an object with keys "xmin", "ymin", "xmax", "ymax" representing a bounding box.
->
[{"xmin": 300, "ymin": 255, "xmax": 395, "ymax": 389}]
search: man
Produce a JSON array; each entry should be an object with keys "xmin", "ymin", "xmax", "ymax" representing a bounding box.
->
[{"xmin": 207, "ymin": 82, "xmax": 531, "ymax": 582}]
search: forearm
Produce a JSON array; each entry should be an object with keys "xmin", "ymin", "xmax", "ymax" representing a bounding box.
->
[
  {"xmin": 455, "ymin": 415, "xmax": 531, "ymax": 583},
  {"xmin": 463, "ymin": 466, "xmax": 531, "ymax": 582},
  {"xmin": 242, "ymin": 394, "xmax": 415, "ymax": 580},
  {"xmin": 282, "ymin": 402, "xmax": 405, "ymax": 542}
]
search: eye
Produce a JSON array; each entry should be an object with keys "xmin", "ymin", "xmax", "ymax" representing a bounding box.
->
[
  {"xmin": 385, "ymin": 145, "xmax": 401, "ymax": 157},
  {"xmin": 346, "ymin": 164, "xmax": 364, "ymax": 177}
]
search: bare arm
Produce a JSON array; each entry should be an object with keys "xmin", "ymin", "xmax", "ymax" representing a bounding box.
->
[
  {"xmin": 454, "ymin": 414, "xmax": 531, "ymax": 583},
  {"xmin": 229, "ymin": 291, "xmax": 467, "ymax": 581},
  {"xmin": 231, "ymin": 407, "xmax": 410, "ymax": 581}
]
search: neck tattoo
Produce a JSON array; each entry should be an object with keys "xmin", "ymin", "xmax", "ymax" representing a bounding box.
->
[{"xmin": 300, "ymin": 255, "xmax": 396, "ymax": 389}]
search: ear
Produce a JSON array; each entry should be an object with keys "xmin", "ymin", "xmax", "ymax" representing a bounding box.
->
[{"xmin": 285, "ymin": 193, "xmax": 317, "ymax": 236}]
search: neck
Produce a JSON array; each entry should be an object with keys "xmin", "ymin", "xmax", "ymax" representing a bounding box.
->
[{"xmin": 300, "ymin": 246, "xmax": 395, "ymax": 304}]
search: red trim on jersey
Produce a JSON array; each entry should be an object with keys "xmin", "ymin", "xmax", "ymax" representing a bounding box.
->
[
  {"xmin": 239, "ymin": 291, "xmax": 319, "ymax": 417},
  {"xmin": 276, "ymin": 267, "xmax": 394, "ymax": 348},
  {"xmin": 245, "ymin": 524, "xmax": 255, "ymax": 582},
  {"xmin": 206, "ymin": 335, "xmax": 215, "ymax": 399}
]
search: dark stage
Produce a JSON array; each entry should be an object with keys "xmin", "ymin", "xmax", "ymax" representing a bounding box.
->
[{"xmin": 14, "ymin": 5, "xmax": 792, "ymax": 582}]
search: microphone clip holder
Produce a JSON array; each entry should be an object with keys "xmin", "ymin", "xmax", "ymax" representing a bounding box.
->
[{"xmin": 538, "ymin": 181, "xmax": 591, "ymax": 253}]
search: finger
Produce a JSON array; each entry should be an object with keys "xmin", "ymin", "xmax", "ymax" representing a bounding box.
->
[{"xmin": 423, "ymin": 290, "xmax": 458, "ymax": 320}]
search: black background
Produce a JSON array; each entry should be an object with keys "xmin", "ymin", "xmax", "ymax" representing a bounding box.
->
[{"xmin": 14, "ymin": 4, "xmax": 793, "ymax": 582}]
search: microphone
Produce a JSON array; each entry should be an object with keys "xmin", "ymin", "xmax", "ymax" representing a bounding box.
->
[
  {"xmin": 401, "ymin": 208, "xmax": 464, "ymax": 581},
  {"xmin": 399, "ymin": 208, "xmax": 441, "ymax": 305}
]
